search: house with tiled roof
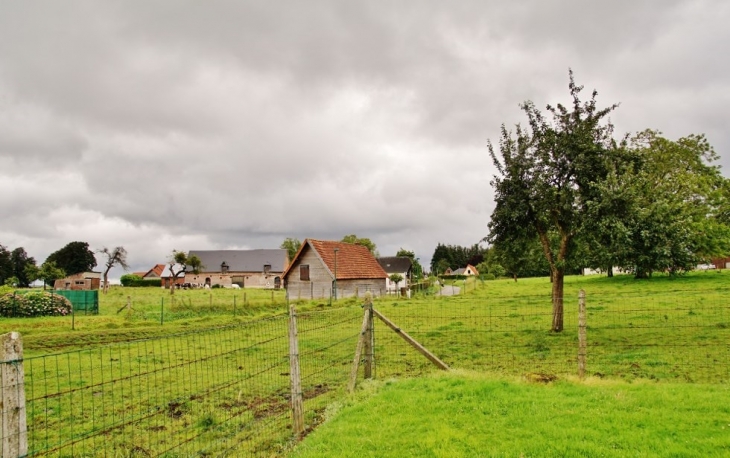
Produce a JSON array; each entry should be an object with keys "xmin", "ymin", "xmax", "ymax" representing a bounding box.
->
[
  {"xmin": 133, "ymin": 264, "xmax": 166, "ymax": 279},
  {"xmin": 449, "ymin": 264, "xmax": 479, "ymax": 276},
  {"xmin": 183, "ymin": 249, "xmax": 289, "ymax": 289},
  {"xmin": 283, "ymin": 239, "xmax": 387, "ymax": 300}
]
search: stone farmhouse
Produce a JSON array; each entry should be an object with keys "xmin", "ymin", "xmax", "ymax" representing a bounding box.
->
[
  {"xmin": 183, "ymin": 249, "xmax": 289, "ymax": 289},
  {"xmin": 283, "ymin": 239, "xmax": 387, "ymax": 300}
]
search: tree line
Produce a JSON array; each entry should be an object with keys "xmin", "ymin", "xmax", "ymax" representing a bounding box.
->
[{"xmin": 0, "ymin": 241, "xmax": 128, "ymax": 293}]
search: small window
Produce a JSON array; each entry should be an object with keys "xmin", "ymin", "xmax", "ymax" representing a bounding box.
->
[
  {"xmin": 264, "ymin": 264, "xmax": 271, "ymax": 274},
  {"xmin": 75, "ymin": 280, "xmax": 85, "ymax": 286},
  {"xmin": 300, "ymin": 265, "xmax": 310, "ymax": 281}
]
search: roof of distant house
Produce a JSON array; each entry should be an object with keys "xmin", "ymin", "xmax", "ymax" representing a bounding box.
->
[
  {"xmin": 377, "ymin": 256, "xmax": 413, "ymax": 274},
  {"xmin": 187, "ymin": 249, "xmax": 288, "ymax": 273}
]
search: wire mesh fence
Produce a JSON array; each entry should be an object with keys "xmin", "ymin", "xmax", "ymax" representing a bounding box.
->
[
  {"xmin": 2, "ymin": 288, "xmax": 729, "ymax": 457},
  {"xmin": 371, "ymin": 288, "xmax": 730, "ymax": 383}
]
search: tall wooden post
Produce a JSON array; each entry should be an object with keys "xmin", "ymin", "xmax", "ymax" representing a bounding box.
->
[
  {"xmin": 1, "ymin": 332, "xmax": 27, "ymax": 458},
  {"xmin": 288, "ymin": 304, "xmax": 304, "ymax": 436},
  {"xmin": 363, "ymin": 294, "xmax": 374, "ymax": 379},
  {"xmin": 578, "ymin": 289, "xmax": 587, "ymax": 379}
]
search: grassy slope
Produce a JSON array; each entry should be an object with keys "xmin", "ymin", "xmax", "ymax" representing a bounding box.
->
[{"xmin": 292, "ymin": 372, "xmax": 730, "ymax": 458}]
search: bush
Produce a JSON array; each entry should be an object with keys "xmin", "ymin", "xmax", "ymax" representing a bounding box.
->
[
  {"xmin": 120, "ymin": 274, "xmax": 162, "ymax": 287},
  {"xmin": 0, "ymin": 291, "xmax": 73, "ymax": 317},
  {"xmin": 482, "ymin": 273, "xmax": 496, "ymax": 281}
]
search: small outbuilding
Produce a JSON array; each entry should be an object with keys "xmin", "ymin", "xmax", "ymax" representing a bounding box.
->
[
  {"xmin": 283, "ymin": 239, "xmax": 387, "ymax": 300},
  {"xmin": 54, "ymin": 272, "xmax": 101, "ymax": 290}
]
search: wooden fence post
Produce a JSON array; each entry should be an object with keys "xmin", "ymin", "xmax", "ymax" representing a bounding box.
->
[
  {"xmin": 364, "ymin": 295, "xmax": 374, "ymax": 379},
  {"xmin": 1, "ymin": 332, "xmax": 28, "ymax": 458},
  {"xmin": 578, "ymin": 289, "xmax": 587, "ymax": 379},
  {"xmin": 288, "ymin": 304, "xmax": 304, "ymax": 437}
]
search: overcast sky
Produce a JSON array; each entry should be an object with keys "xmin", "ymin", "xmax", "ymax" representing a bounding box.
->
[{"xmin": 1, "ymin": 0, "xmax": 729, "ymax": 277}]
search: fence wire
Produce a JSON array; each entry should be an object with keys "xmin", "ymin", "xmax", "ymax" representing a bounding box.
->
[
  {"xmin": 3, "ymin": 289, "xmax": 729, "ymax": 457},
  {"xmin": 372, "ymin": 289, "xmax": 729, "ymax": 383},
  {"xmin": 7, "ymin": 306, "xmax": 363, "ymax": 457}
]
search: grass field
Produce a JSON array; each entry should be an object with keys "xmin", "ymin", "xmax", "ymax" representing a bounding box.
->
[
  {"xmin": 291, "ymin": 371, "xmax": 730, "ymax": 457},
  {"xmin": 2, "ymin": 271, "xmax": 729, "ymax": 456}
]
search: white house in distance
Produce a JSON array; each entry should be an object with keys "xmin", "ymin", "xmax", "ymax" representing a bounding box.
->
[{"xmin": 377, "ymin": 256, "xmax": 413, "ymax": 293}]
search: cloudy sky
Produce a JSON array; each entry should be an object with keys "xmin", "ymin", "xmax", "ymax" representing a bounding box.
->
[{"xmin": 1, "ymin": 0, "xmax": 729, "ymax": 276}]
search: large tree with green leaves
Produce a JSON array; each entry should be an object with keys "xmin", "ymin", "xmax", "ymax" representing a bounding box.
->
[
  {"xmin": 11, "ymin": 247, "xmax": 36, "ymax": 287},
  {"xmin": 584, "ymin": 130, "xmax": 730, "ymax": 277},
  {"xmin": 45, "ymin": 241, "xmax": 97, "ymax": 276},
  {"xmin": 488, "ymin": 72, "xmax": 620, "ymax": 332},
  {"xmin": 38, "ymin": 261, "xmax": 65, "ymax": 289}
]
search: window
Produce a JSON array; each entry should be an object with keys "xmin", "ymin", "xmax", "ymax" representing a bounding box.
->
[
  {"xmin": 221, "ymin": 262, "xmax": 229, "ymax": 274},
  {"xmin": 75, "ymin": 280, "xmax": 85, "ymax": 286},
  {"xmin": 300, "ymin": 265, "xmax": 310, "ymax": 281},
  {"xmin": 264, "ymin": 264, "xmax": 271, "ymax": 274}
]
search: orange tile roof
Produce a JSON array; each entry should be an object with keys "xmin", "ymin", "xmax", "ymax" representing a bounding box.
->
[{"xmin": 288, "ymin": 239, "xmax": 387, "ymax": 280}]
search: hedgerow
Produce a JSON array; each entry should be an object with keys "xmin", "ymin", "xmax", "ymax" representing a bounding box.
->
[{"xmin": 0, "ymin": 291, "xmax": 73, "ymax": 317}]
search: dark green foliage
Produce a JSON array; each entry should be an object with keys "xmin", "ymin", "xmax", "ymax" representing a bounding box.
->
[
  {"xmin": 0, "ymin": 244, "xmax": 12, "ymax": 285},
  {"xmin": 120, "ymin": 274, "xmax": 160, "ymax": 287},
  {"xmin": 280, "ymin": 238, "xmax": 302, "ymax": 261},
  {"xmin": 38, "ymin": 261, "xmax": 66, "ymax": 289},
  {"xmin": 45, "ymin": 241, "xmax": 97, "ymax": 276},
  {"xmin": 488, "ymin": 71, "xmax": 620, "ymax": 331},
  {"xmin": 430, "ymin": 243, "xmax": 487, "ymax": 273},
  {"xmin": 0, "ymin": 291, "xmax": 73, "ymax": 317},
  {"xmin": 11, "ymin": 247, "xmax": 37, "ymax": 287}
]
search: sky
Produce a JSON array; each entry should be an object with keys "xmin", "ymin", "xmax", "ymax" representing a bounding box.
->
[{"xmin": 1, "ymin": 0, "xmax": 729, "ymax": 278}]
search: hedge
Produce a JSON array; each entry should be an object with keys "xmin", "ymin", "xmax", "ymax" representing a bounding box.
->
[{"xmin": 0, "ymin": 291, "xmax": 73, "ymax": 317}]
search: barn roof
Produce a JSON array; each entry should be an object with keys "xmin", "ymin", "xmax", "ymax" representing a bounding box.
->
[
  {"xmin": 187, "ymin": 249, "xmax": 288, "ymax": 273},
  {"xmin": 284, "ymin": 239, "xmax": 387, "ymax": 280}
]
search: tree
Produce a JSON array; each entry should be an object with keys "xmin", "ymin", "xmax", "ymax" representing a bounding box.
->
[
  {"xmin": 585, "ymin": 130, "xmax": 730, "ymax": 277},
  {"xmin": 0, "ymin": 244, "xmax": 13, "ymax": 286},
  {"xmin": 11, "ymin": 247, "xmax": 37, "ymax": 287},
  {"xmin": 98, "ymin": 246, "xmax": 130, "ymax": 294},
  {"xmin": 430, "ymin": 243, "xmax": 487, "ymax": 273},
  {"xmin": 396, "ymin": 248, "xmax": 424, "ymax": 280},
  {"xmin": 168, "ymin": 250, "xmax": 203, "ymax": 295},
  {"xmin": 280, "ymin": 238, "xmax": 302, "ymax": 262},
  {"xmin": 389, "ymin": 273, "xmax": 404, "ymax": 293},
  {"xmin": 45, "ymin": 241, "xmax": 97, "ymax": 276},
  {"xmin": 488, "ymin": 71, "xmax": 619, "ymax": 332},
  {"xmin": 341, "ymin": 235, "xmax": 378, "ymax": 256},
  {"xmin": 38, "ymin": 261, "xmax": 65, "ymax": 289}
]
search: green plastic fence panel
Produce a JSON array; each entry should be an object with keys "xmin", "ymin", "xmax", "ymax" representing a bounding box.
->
[{"xmin": 54, "ymin": 290, "xmax": 99, "ymax": 314}]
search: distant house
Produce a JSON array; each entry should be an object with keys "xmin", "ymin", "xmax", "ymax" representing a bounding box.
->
[
  {"xmin": 183, "ymin": 249, "xmax": 289, "ymax": 289},
  {"xmin": 283, "ymin": 239, "xmax": 387, "ymax": 300},
  {"xmin": 133, "ymin": 264, "xmax": 166, "ymax": 280},
  {"xmin": 711, "ymin": 257, "xmax": 730, "ymax": 269},
  {"xmin": 377, "ymin": 256, "xmax": 413, "ymax": 293},
  {"xmin": 446, "ymin": 264, "xmax": 479, "ymax": 276},
  {"xmin": 54, "ymin": 272, "xmax": 101, "ymax": 291}
]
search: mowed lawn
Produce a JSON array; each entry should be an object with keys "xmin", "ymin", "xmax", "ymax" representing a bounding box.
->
[{"xmin": 291, "ymin": 372, "xmax": 730, "ymax": 458}]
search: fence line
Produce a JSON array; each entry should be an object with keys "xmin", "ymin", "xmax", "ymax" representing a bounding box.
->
[{"xmin": 2, "ymin": 289, "xmax": 729, "ymax": 456}]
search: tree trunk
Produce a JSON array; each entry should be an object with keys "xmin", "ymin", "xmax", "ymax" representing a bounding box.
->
[
  {"xmin": 607, "ymin": 266, "xmax": 613, "ymax": 278},
  {"xmin": 551, "ymin": 268, "xmax": 564, "ymax": 332}
]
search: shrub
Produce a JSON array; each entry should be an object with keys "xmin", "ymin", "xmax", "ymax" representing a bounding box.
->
[
  {"xmin": 120, "ymin": 274, "xmax": 143, "ymax": 287},
  {"xmin": 482, "ymin": 273, "xmax": 496, "ymax": 281},
  {"xmin": 120, "ymin": 274, "xmax": 161, "ymax": 287},
  {"xmin": 0, "ymin": 291, "xmax": 73, "ymax": 317}
]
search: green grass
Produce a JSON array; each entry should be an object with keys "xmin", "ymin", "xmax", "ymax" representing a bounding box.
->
[
  {"xmin": 292, "ymin": 371, "xmax": 730, "ymax": 458},
  {"xmin": 3, "ymin": 271, "xmax": 729, "ymax": 456}
]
